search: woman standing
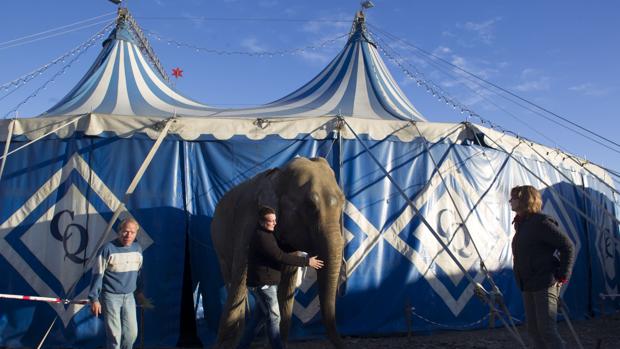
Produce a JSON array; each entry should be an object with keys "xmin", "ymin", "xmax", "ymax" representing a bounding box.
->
[{"xmin": 510, "ymin": 185, "xmax": 575, "ymax": 349}]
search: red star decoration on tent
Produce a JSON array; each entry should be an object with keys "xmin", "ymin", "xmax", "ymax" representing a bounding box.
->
[{"xmin": 172, "ymin": 67, "xmax": 183, "ymax": 78}]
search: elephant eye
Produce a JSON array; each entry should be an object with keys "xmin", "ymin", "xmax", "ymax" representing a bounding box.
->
[
  {"xmin": 328, "ymin": 195, "xmax": 338, "ymax": 207},
  {"xmin": 310, "ymin": 192, "xmax": 320, "ymax": 205}
]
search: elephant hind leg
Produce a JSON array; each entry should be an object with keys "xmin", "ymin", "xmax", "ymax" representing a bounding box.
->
[{"xmin": 215, "ymin": 253, "xmax": 250, "ymax": 348}]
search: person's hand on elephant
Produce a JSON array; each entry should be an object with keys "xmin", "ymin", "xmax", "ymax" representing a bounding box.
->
[
  {"xmin": 309, "ymin": 256, "xmax": 324, "ymax": 269},
  {"xmin": 211, "ymin": 157, "xmax": 346, "ymax": 348}
]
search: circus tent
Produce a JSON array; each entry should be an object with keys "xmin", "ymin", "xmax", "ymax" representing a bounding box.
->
[{"xmin": 0, "ymin": 8, "xmax": 618, "ymax": 348}]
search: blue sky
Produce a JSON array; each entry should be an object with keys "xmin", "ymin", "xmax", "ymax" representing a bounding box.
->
[{"xmin": 1, "ymin": 0, "xmax": 618, "ymax": 175}]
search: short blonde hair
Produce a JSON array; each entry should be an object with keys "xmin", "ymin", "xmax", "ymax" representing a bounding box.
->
[
  {"xmin": 510, "ymin": 185, "xmax": 542, "ymax": 214},
  {"xmin": 119, "ymin": 217, "xmax": 140, "ymax": 231}
]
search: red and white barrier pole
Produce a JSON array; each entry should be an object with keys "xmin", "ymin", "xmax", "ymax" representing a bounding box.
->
[{"xmin": 0, "ymin": 293, "xmax": 88, "ymax": 304}]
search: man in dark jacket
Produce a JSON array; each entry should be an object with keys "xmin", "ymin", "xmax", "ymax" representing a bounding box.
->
[
  {"xmin": 511, "ymin": 185, "xmax": 575, "ymax": 349},
  {"xmin": 237, "ymin": 206, "xmax": 324, "ymax": 349}
]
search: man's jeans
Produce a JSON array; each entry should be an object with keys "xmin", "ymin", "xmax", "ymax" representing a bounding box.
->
[
  {"xmin": 101, "ymin": 292, "xmax": 138, "ymax": 349},
  {"xmin": 522, "ymin": 285, "xmax": 565, "ymax": 349},
  {"xmin": 237, "ymin": 285, "xmax": 283, "ymax": 349}
]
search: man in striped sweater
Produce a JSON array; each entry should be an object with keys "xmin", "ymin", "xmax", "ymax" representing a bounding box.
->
[{"xmin": 88, "ymin": 218, "xmax": 149, "ymax": 349}]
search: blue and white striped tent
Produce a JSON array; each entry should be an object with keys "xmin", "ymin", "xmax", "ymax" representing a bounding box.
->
[
  {"xmin": 0, "ymin": 9, "xmax": 618, "ymax": 348},
  {"xmin": 43, "ymin": 18, "xmax": 217, "ymax": 117},
  {"xmin": 43, "ymin": 12, "xmax": 424, "ymax": 121}
]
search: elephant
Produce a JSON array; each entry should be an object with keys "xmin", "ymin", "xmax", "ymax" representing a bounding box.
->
[{"xmin": 211, "ymin": 157, "xmax": 346, "ymax": 348}]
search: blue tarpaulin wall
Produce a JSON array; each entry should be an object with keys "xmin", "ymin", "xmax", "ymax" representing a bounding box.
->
[
  {"xmin": 0, "ymin": 136, "xmax": 185, "ymax": 347},
  {"xmin": 0, "ymin": 132, "xmax": 619, "ymax": 347}
]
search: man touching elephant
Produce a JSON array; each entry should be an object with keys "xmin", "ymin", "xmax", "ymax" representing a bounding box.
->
[
  {"xmin": 211, "ymin": 157, "xmax": 346, "ymax": 348},
  {"xmin": 237, "ymin": 206, "xmax": 324, "ymax": 349}
]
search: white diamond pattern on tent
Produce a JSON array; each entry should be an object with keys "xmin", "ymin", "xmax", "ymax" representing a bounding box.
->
[{"xmin": 0, "ymin": 154, "xmax": 153, "ymax": 327}]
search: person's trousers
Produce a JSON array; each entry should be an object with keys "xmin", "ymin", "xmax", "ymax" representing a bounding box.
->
[
  {"xmin": 522, "ymin": 285, "xmax": 565, "ymax": 349},
  {"xmin": 101, "ymin": 292, "xmax": 138, "ymax": 349},
  {"xmin": 237, "ymin": 285, "xmax": 283, "ymax": 349}
]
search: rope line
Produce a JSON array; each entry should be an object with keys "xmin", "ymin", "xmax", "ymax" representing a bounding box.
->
[
  {"xmin": 519, "ymin": 138, "xmax": 620, "ymax": 226},
  {"xmin": 342, "ymin": 117, "xmax": 527, "ymax": 348},
  {"xmin": 0, "ymin": 23, "xmax": 114, "ymax": 96},
  {"xmin": 369, "ymin": 26, "xmax": 620, "ymax": 158},
  {"xmin": 410, "ymin": 307, "xmax": 492, "ymax": 329},
  {"xmin": 0, "ymin": 114, "xmax": 86, "ymax": 160},
  {"xmin": 145, "ymin": 29, "xmax": 347, "ymax": 57},
  {"xmin": 481, "ymin": 129, "xmax": 619, "ymax": 237},
  {"xmin": 1, "ymin": 23, "xmax": 114, "ymax": 119},
  {"xmin": 372, "ymin": 30, "xmax": 563, "ymax": 149},
  {"xmin": 368, "ymin": 23, "xmax": 620, "ymax": 152},
  {"xmin": 0, "ymin": 18, "xmax": 115, "ymax": 51},
  {"xmin": 411, "ymin": 121, "xmax": 523, "ymax": 337},
  {"xmin": 134, "ymin": 16, "xmax": 351, "ymax": 23},
  {"xmin": 370, "ymin": 26, "xmax": 620, "ymax": 180},
  {"xmin": 0, "ymin": 11, "xmax": 115, "ymax": 48}
]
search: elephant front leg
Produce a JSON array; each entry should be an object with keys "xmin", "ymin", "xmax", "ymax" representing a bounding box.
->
[{"xmin": 278, "ymin": 263, "xmax": 300, "ymax": 343}]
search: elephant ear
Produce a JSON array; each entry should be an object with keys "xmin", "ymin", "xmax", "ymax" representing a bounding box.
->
[{"xmin": 257, "ymin": 168, "xmax": 280, "ymax": 211}]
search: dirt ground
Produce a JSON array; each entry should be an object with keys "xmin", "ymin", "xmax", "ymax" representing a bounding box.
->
[{"xmin": 286, "ymin": 312, "xmax": 620, "ymax": 349}]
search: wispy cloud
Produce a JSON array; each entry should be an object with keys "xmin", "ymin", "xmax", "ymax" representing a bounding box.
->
[
  {"xmin": 240, "ymin": 37, "xmax": 268, "ymax": 53},
  {"xmin": 442, "ymin": 30, "xmax": 456, "ymax": 39},
  {"xmin": 447, "ymin": 17, "xmax": 502, "ymax": 47},
  {"xmin": 460, "ymin": 17, "xmax": 502, "ymax": 45},
  {"xmin": 395, "ymin": 44, "xmax": 512, "ymax": 112},
  {"xmin": 432, "ymin": 45, "xmax": 499, "ymax": 80},
  {"xmin": 283, "ymin": 8, "xmax": 298, "ymax": 16},
  {"xmin": 181, "ymin": 12, "xmax": 205, "ymax": 30},
  {"xmin": 514, "ymin": 68, "xmax": 550, "ymax": 92},
  {"xmin": 568, "ymin": 82, "xmax": 611, "ymax": 96},
  {"xmin": 301, "ymin": 11, "xmax": 350, "ymax": 34},
  {"xmin": 293, "ymin": 12, "xmax": 350, "ymax": 66},
  {"xmin": 259, "ymin": 0, "xmax": 279, "ymax": 8},
  {"xmin": 298, "ymin": 50, "xmax": 333, "ymax": 64}
]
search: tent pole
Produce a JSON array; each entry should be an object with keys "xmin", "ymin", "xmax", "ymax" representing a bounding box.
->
[
  {"xmin": 0, "ymin": 114, "xmax": 86, "ymax": 162},
  {"xmin": 0, "ymin": 119, "xmax": 16, "ymax": 181},
  {"xmin": 35, "ymin": 117, "xmax": 176, "ymax": 349},
  {"xmin": 35, "ymin": 318, "xmax": 57, "ymax": 349},
  {"xmin": 336, "ymin": 117, "xmax": 347, "ymax": 294},
  {"xmin": 410, "ymin": 121, "xmax": 522, "ymax": 336},
  {"xmin": 342, "ymin": 119, "xmax": 527, "ymax": 348}
]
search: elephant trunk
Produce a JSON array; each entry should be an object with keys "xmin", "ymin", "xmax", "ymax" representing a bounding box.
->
[{"xmin": 316, "ymin": 226, "xmax": 345, "ymax": 349}]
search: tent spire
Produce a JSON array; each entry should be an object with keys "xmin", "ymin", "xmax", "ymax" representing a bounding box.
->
[
  {"xmin": 348, "ymin": 9, "xmax": 375, "ymax": 47},
  {"xmin": 349, "ymin": 11, "xmax": 367, "ymax": 38},
  {"xmin": 115, "ymin": 7, "xmax": 171, "ymax": 84}
]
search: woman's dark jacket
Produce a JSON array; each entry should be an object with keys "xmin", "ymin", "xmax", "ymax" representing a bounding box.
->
[
  {"xmin": 247, "ymin": 226, "xmax": 309, "ymax": 287},
  {"xmin": 511, "ymin": 212, "xmax": 575, "ymax": 292}
]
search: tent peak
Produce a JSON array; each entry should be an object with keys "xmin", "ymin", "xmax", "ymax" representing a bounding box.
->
[
  {"xmin": 111, "ymin": 7, "xmax": 170, "ymax": 84},
  {"xmin": 348, "ymin": 11, "xmax": 373, "ymax": 44},
  {"xmin": 42, "ymin": 6, "xmax": 215, "ymax": 117}
]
